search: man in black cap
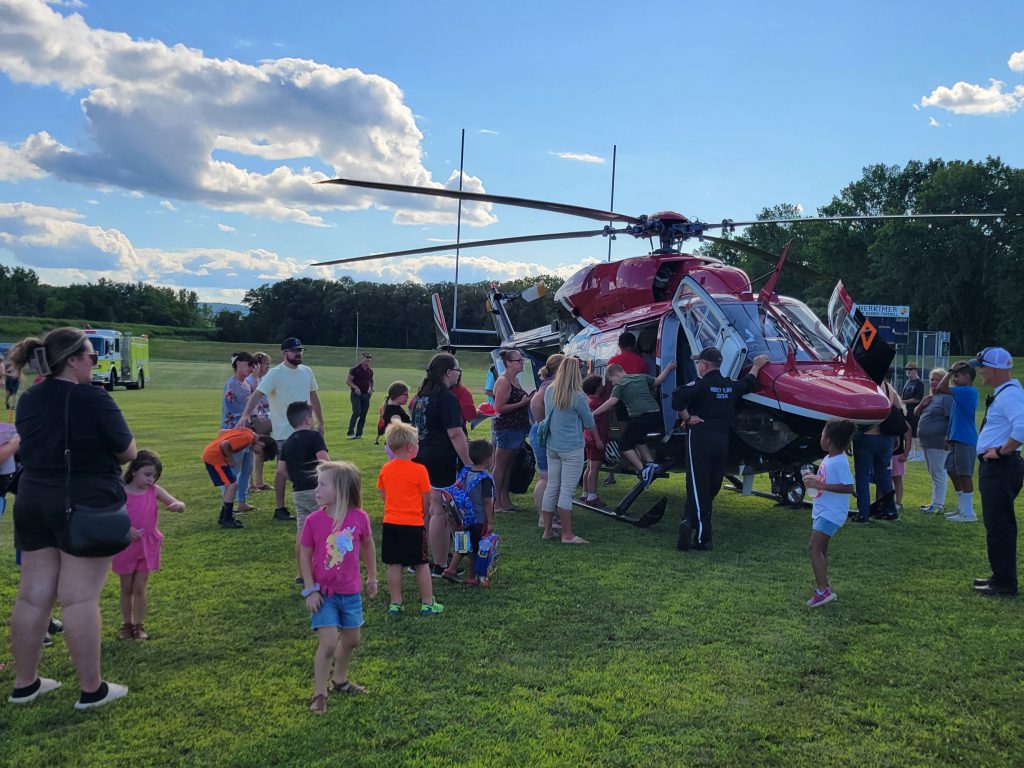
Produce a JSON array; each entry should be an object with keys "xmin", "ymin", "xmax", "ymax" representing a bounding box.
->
[
  {"xmin": 671, "ymin": 348, "xmax": 769, "ymax": 550},
  {"xmin": 239, "ymin": 337, "xmax": 324, "ymax": 522}
]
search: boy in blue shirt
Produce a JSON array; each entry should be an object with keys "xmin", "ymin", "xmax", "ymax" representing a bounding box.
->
[{"xmin": 936, "ymin": 362, "xmax": 979, "ymax": 522}]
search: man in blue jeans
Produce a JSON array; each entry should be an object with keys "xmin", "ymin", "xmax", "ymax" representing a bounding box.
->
[{"xmin": 851, "ymin": 381, "xmax": 903, "ymax": 523}]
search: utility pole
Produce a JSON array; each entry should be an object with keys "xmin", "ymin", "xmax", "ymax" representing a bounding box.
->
[
  {"xmin": 355, "ymin": 309, "xmax": 360, "ymax": 356},
  {"xmin": 607, "ymin": 144, "xmax": 617, "ymax": 262},
  {"xmin": 453, "ymin": 128, "xmax": 466, "ymax": 338}
]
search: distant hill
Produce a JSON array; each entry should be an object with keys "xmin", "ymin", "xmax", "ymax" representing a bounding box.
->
[{"xmin": 203, "ymin": 302, "xmax": 249, "ymax": 316}]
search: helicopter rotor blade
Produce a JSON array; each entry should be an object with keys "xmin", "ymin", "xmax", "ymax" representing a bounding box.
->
[
  {"xmin": 706, "ymin": 212, "xmax": 1006, "ymax": 230},
  {"xmin": 318, "ymin": 177, "xmax": 643, "ymax": 225},
  {"xmin": 700, "ymin": 235, "xmax": 824, "ymax": 280},
  {"xmin": 313, "ymin": 228, "xmax": 620, "ymax": 267}
]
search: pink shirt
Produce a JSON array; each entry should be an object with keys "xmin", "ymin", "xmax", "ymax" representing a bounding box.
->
[{"xmin": 299, "ymin": 506, "xmax": 372, "ymax": 596}]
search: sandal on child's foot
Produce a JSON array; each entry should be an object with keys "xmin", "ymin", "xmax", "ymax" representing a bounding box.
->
[
  {"xmin": 116, "ymin": 622, "xmax": 134, "ymax": 641},
  {"xmin": 132, "ymin": 624, "xmax": 149, "ymax": 641},
  {"xmin": 441, "ymin": 568, "xmax": 463, "ymax": 584},
  {"xmin": 309, "ymin": 694, "xmax": 327, "ymax": 714},
  {"xmin": 330, "ymin": 680, "xmax": 368, "ymax": 695}
]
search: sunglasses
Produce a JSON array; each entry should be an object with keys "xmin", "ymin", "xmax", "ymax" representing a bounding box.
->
[{"xmin": 82, "ymin": 351, "xmax": 98, "ymax": 364}]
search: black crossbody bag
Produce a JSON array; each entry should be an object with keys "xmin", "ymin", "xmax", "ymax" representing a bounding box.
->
[{"xmin": 63, "ymin": 387, "xmax": 131, "ymax": 557}]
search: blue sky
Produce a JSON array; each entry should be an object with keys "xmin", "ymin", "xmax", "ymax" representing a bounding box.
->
[{"xmin": 1, "ymin": 0, "xmax": 1022, "ymax": 304}]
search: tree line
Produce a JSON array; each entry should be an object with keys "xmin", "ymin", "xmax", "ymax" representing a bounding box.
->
[
  {"xmin": 217, "ymin": 276, "xmax": 566, "ymax": 349},
  {"xmin": 0, "ymin": 268, "xmax": 204, "ymax": 329},
  {"xmin": 697, "ymin": 157, "xmax": 1023, "ymax": 354}
]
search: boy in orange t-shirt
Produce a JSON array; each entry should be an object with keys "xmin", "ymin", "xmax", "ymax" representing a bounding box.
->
[
  {"xmin": 202, "ymin": 427, "xmax": 277, "ymax": 529},
  {"xmin": 376, "ymin": 421, "xmax": 442, "ymax": 617}
]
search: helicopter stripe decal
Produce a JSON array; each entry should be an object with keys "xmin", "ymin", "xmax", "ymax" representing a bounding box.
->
[
  {"xmin": 742, "ymin": 394, "xmax": 881, "ymax": 425},
  {"xmin": 687, "ymin": 429, "xmax": 702, "ymax": 542}
]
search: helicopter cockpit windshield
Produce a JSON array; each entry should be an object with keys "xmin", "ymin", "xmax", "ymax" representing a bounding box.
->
[{"xmin": 715, "ymin": 298, "xmax": 844, "ymax": 364}]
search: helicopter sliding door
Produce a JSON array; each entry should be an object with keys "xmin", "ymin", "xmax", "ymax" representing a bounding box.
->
[{"xmin": 671, "ymin": 277, "xmax": 748, "ymax": 379}]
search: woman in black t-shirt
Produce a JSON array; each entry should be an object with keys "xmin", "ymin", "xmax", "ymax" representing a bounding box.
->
[
  {"xmin": 7, "ymin": 328, "xmax": 137, "ymax": 710},
  {"xmin": 410, "ymin": 353, "xmax": 472, "ymax": 576}
]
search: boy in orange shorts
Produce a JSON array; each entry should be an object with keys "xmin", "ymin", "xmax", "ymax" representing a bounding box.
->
[{"xmin": 202, "ymin": 427, "xmax": 277, "ymax": 529}]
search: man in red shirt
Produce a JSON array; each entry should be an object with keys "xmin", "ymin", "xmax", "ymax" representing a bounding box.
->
[{"xmin": 608, "ymin": 332, "xmax": 647, "ymax": 375}]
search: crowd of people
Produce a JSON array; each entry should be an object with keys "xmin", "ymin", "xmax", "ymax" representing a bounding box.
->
[{"xmin": 2, "ymin": 327, "xmax": 1022, "ymax": 715}]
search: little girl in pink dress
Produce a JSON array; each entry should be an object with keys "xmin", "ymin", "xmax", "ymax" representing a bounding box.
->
[{"xmin": 112, "ymin": 450, "xmax": 185, "ymax": 640}]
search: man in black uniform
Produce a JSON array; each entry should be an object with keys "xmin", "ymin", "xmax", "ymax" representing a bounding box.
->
[{"xmin": 671, "ymin": 348, "xmax": 769, "ymax": 551}]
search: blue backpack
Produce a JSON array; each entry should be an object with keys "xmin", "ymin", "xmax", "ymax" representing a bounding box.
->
[{"xmin": 441, "ymin": 466, "xmax": 492, "ymax": 528}]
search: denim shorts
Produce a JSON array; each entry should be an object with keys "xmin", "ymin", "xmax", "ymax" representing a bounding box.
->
[
  {"xmin": 494, "ymin": 427, "xmax": 529, "ymax": 451},
  {"xmin": 812, "ymin": 516, "xmax": 842, "ymax": 537},
  {"xmin": 530, "ymin": 423, "xmax": 548, "ymax": 472},
  {"xmin": 310, "ymin": 592, "xmax": 364, "ymax": 630}
]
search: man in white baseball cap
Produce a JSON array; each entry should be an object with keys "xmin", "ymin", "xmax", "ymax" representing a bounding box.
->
[{"xmin": 970, "ymin": 346, "xmax": 1024, "ymax": 597}]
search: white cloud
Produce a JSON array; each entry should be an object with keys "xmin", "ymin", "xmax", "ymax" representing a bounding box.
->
[
  {"xmin": 159, "ymin": 200, "xmax": 177, "ymax": 211},
  {"xmin": 85, "ymin": 198, "xmax": 98, "ymax": 204},
  {"xmin": 329, "ymin": 252, "xmax": 597, "ymax": 285},
  {"xmin": 0, "ymin": 201, "xmax": 587, "ymax": 301},
  {"xmin": 45, "ymin": 0, "xmax": 85, "ymax": 7},
  {"xmin": 920, "ymin": 79, "xmax": 1024, "ymax": 115},
  {"xmin": 1009, "ymin": 50, "xmax": 1024, "ymax": 72},
  {"xmin": 928, "ymin": 116, "xmax": 940, "ymax": 127},
  {"xmin": 0, "ymin": 200, "xmax": 329, "ymax": 298},
  {"xmin": 217, "ymin": 223, "xmax": 235, "ymax": 232},
  {"xmin": 0, "ymin": 0, "xmax": 496, "ymax": 228},
  {"xmin": 479, "ymin": 129, "xmax": 499, "ymax": 135},
  {"xmin": 552, "ymin": 151, "xmax": 605, "ymax": 164},
  {"xmin": 0, "ymin": 141, "xmax": 44, "ymax": 181}
]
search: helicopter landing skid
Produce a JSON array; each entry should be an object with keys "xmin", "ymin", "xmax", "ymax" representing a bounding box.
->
[
  {"xmin": 573, "ymin": 461, "xmax": 678, "ymax": 527},
  {"xmin": 724, "ymin": 474, "xmax": 811, "ymax": 508}
]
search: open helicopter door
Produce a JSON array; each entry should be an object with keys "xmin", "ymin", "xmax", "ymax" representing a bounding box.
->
[
  {"xmin": 671, "ymin": 277, "xmax": 748, "ymax": 379},
  {"xmin": 827, "ymin": 282, "xmax": 894, "ymax": 386}
]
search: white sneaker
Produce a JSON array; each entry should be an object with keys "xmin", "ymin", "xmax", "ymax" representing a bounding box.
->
[
  {"xmin": 8, "ymin": 677, "xmax": 61, "ymax": 705},
  {"xmin": 74, "ymin": 682, "xmax": 128, "ymax": 710},
  {"xmin": 945, "ymin": 514, "xmax": 977, "ymax": 523}
]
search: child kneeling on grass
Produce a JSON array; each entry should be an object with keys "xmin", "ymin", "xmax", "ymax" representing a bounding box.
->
[
  {"xmin": 443, "ymin": 439, "xmax": 495, "ymax": 586},
  {"xmin": 300, "ymin": 461, "xmax": 377, "ymax": 715},
  {"xmin": 376, "ymin": 421, "xmax": 443, "ymax": 616},
  {"xmin": 802, "ymin": 419, "xmax": 856, "ymax": 607}
]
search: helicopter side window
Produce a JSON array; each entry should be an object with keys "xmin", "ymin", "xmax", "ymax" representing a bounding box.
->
[{"xmin": 718, "ymin": 303, "xmax": 789, "ymax": 363}]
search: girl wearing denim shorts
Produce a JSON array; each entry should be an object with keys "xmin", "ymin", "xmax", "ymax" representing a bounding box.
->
[
  {"xmin": 299, "ymin": 461, "xmax": 377, "ymax": 715},
  {"xmin": 802, "ymin": 419, "xmax": 856, "ymax": 608}
]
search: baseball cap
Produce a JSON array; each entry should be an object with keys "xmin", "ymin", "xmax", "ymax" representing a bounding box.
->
[
  {"xmin": 969, "ymin": 347, "xmax": 1013, "ymax": 370},
  {"xmin": 280, "ymin": 337, "xmax": 304, "ymax": 351},
  {"xmin": 692, "ymin": 348, "xmax": 723, "ymax": 364}
]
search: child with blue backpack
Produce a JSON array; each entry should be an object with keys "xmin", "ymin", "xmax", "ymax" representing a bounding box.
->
[{"xmin": 442, "ymin": 439, "xmax": 495, "ymax": 586}]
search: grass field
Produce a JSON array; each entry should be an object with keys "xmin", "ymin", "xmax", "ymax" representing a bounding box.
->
[{"xmin": 1, "ymin": 354, "xmax": 1022, "ymax": 767}]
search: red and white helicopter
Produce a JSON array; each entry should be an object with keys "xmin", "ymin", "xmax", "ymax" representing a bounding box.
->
[{"xmin": 316, "ymin": 177, "xmax": 999, "ymax": 526}]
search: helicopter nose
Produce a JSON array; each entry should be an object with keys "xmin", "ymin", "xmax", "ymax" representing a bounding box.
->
[{"xmin": 769, "ymin": 368, "xmax": 892, "ymax": 424}]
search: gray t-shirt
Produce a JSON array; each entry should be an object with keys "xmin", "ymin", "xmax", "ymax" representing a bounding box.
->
[{"xmin": 916, "ymin": 393, "xmax": 952, "ymax": 450}]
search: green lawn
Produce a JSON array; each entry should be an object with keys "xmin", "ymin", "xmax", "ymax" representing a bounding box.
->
[{"xmin": 1, "ymin": 356, "xmax": 1022, "ymax": 767}]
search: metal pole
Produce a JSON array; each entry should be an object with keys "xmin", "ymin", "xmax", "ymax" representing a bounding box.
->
[
  {"xmin": 453, "ymin": 128, "xmax": 465, "ymax": 336},
  {"xmin": 355, "ymin": 310, "xmax": 360, "ymax": 357},
  {"xmin": 607, "ymin": 144, "xmax": 617, "ymax": 262}
]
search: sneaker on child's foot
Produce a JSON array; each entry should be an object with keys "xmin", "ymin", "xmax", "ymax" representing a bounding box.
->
[
  {"xmin": 946, "ymin": 514, "xmax": 977, "ymax": 523},
  {"xmin": 640, "ymin": 463, "xmax": 658, "ymax": 486},
  {"xmin": 919, "ymin": 504, "xmax": 944, "ymax": 514},
  {"xmin": 429, "ymin": 564, "xmax": 445, "ymax": 579},
  {"xmin": 420, "ymin": 600, "xmax": 444, "ymax": 616},
  {"xmin": 387, "ymin": 603, "xmax": 403, "ymax": 616},
  {"xmin": 42, "ymin": 634, "xmax": 53, "ymax": 648},
  {"xmin": 48, "ymin": 618, "xmax": 64, "ymax": 634},
  {"xmin": 806, "ymin": 589, "xmax": 837, "ymax": 607}
]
